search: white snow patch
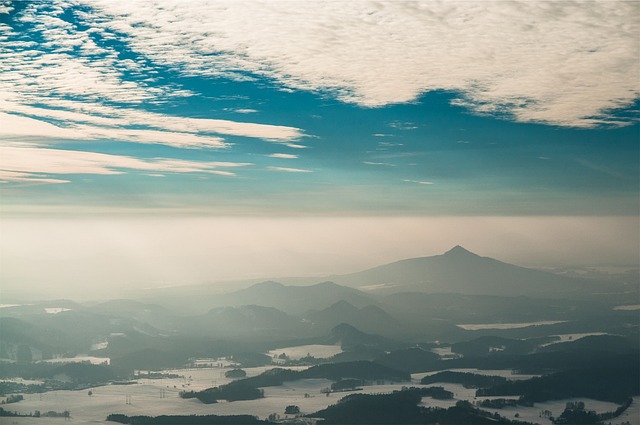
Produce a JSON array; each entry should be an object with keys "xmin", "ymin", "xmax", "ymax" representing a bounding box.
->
[{"xmin": 457, "ymin": 320, "xmax": 567, "ymax": 330}]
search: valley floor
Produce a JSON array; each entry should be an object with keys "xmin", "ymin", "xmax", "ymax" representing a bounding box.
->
[{"xmin": 2, "ymin": 365, "xmax": 636, "ymax": 425}]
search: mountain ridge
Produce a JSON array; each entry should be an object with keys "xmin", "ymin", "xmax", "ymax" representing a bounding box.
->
[{"xmin": 325, "ymin": 245, "xmax": 623, "ymax": 299}]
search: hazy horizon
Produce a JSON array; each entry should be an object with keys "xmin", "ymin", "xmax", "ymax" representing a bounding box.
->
[{"xmin": 1, "ymin": 215, "xmax": 638, "ymax": 300}]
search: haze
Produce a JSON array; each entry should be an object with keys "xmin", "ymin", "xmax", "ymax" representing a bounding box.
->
[{"xmin": 1, "ymin": 215, "xmax": 637, "ymax": 300}]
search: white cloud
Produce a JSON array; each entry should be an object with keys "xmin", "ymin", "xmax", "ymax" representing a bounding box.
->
[
  {"xmin": 0, "ymin": 2, "xmax": 303, "ymax": 150},
  {"xmin": 83, "ymin": 0, "xmax": 639, "ymax": 127},
  {"xmin": 0, "ymin": 111, "xmax": 226, "ymax": 148},
  {"xmin": 378, "ymin": 141, "xmax": 403, "ymax": 147},
  {"xmin": 284, "ymin": 143, "xmax": 308, "ymax": 149},
  {"xmin": 0, "ymin": 101, "xmax": 303, "ymax": 148},
  {"xmin": 0, "ymin": 145, "xmax": 251, "ymax": 183},
  {"xmin": 0, "ymin": 170, "xmax": 69, "ymax": 184},
  {"xmin": 0, "ymin": 0, "xmax": 13, "ymax": 15},
  {"xmin": 267, "ymin": 153, "xmax": 298, "ymax": 159},
  {"xmin": 267, "ymin": 166, "xmax": 312, "ymax": 173}
]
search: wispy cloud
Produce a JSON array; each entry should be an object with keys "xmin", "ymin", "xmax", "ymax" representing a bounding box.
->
[
  {"xmin": 388, "ymin": 121, "xmax": 418, "ymax": 131},
  {"xmin": 378, "ymin": 141, "xmax": 403, "ymax": 148},
  {"xmin": 403, "ymin": 179, "xmax": 434, "ymax": 185},
  {"xmin": 0, "ymin": 170, "xmax": 69, "ymax": 184},
  {"xmin": 575, "ymin": 158, "xmax": 626, "ymax": 179},
  {"xmin": 267, "ymin": 166, "xmax": 312, "ymax": 173},
  {"xmin": 0, "ymin": 101, "xmax": 303, "ymax": 148},
  {"xmin": 284, "ymin": 143, "xmax": 308, "ymax": 149},
  {"xmin": 267, "ymin": 153, "xmax": 298, "ymax": 159},
  {"xmin": 0, "ymin": 145, "xmax": 251, "ymax": 183},
  {"xmin": 83, "ymin": 0, "xmax": 639, "ymax": 127},
  {"xmin": 363, "ymin": 161, "xmax": 395, "ymax": 166}
]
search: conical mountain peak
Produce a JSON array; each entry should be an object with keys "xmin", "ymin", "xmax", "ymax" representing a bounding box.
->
[{"xmin": 443, "ymin": 245, "xmax": 477, "ymax": 257}]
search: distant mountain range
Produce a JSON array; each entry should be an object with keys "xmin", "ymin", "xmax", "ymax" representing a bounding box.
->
[
  {"xmin": 136, "ymin": 246, "xmax": 634, "ymax": 315},
  {"xmin": 224, "ymin": 246, "xmax": 627, "ymax": 299},
  {"xmin": 1, "ymin": 245, "xmax": 636, "ymax": 371}
]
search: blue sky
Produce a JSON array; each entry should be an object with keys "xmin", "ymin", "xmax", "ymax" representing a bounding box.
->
[{"xmin": 0, "ymin": 1, "xmax": 638, "ymax": 295}]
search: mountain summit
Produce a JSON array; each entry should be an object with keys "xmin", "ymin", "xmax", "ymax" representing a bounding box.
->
[
  {"xmin": 329, "ymin": 246, "xmax": 602, "ymax": 298},
  {"xmin": 442, "ymin": 245, "xmax": 479, "ymax": 258}
]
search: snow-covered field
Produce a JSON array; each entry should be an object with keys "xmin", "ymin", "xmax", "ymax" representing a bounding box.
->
[
  {"xmin": 1, "ymin": 367, "xmax": 635, "ymax": 425},
  {"xmin": 430, "ymin": 346, "xmax": 462, "ymax": 360},
  {"xmin": 44, "ymin": 308, "xmax": 72, "ymax": 314},
  {"xmin": 41, "ymin": 356, "xmax": 110, "ymax": 365},
  {"xmin": 457, "ymin": 321, "xmax": 567, "ymax": 330},
  {"xmin": 267, "ymin": 344, "xmax": 342, "ymax": 361},
  {"xmin": 481, "ymin": 398, "xmax": 624, "ymax": 425},
  {"xmin": 539, "ymin": 332, "xmax": 609, "ymax": 347},
  {"xmin": 155, "ymin": 365, "xmax": 311, "ymax": 392},
  {"xmin": 0, "ymin": 377, "xmax": 45, "ymax": 385},
  {"xmin": 614, "ymin": 304, "xmax": 640, "ymax": 311},
  {"xmin": 2, "ymin": 373, "xmax": 337, "ymax": 423},
  {"xmin": 609, "ymin": 396, "xmax": 640, "ymax": 425}
]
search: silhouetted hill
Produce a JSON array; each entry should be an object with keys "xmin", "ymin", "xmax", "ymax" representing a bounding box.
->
[
  {"xmin": 305, "ymin": 301, "xmax": 401, "ymax": 336},
  {"xmin": 209, "ymin": 281, "xmax": 378, "ymax": 315},
  {"xmin": 197, "ymin": 305, "xmax": 305, "ymax": 338},
  {"xmin": 324, "ymin": 323, "xmax": 399, "ymax": 352},
  {"xmin": 331, "ymin": 245, "xmax": 616, "ymax": 298},
  {"xmin": 92, "ymin": 299, "xmax": 179, "ymax": 331},
  {"xmin": 0, "ymin": 317, "xmax": 78, "ymax": 360}
]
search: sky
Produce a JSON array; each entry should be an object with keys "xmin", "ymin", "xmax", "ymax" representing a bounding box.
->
[{"xmin": 0, "ymin": 1, "xmax": 638, "ymax": 298}]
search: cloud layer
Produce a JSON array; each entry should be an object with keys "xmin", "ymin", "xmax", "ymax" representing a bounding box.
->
[{"xmin": 85, "ymin": 0, "xmax": 639, "ymax": 127}]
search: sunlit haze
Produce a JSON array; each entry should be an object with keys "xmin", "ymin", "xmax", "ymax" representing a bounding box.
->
[{"xmin": 1, "ymin": 215, "xmax": 637, "ymax": 299}]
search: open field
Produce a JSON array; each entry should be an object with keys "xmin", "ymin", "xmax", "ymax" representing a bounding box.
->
[
  {"xmin": 267, "ymin": 344, "xmax": 343, "ymax": 361},
  {"xmin": 456, "ymin": 321, "xmax": 568, "ymax": 331}
]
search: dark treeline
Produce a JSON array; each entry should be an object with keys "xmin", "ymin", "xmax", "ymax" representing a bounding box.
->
[
  {"xmin": 429, "ymin": 350, "xmax": 640, "ymax": 376},
  {"xmin": 180, "ymin": 360, "xmax": 410, "ymax": 404},
  {"xmin": 229, "ymin": 361, "xmax": 408, "ymax": 389},
  {"xmin": 476, "ymin": 360, "xmax": 639, "ymax": 404},
  {"xmin": 450, "ymin": 336, "xmax": 557, "ymax": 357},
  {"xmin": 373, "ymin": 347, "xmax": 440, "ymax": 373},
  {"xmin": 549, "ymin": 399, "xmax": 634, "ymax": 425},
  {"xmin": 311, "ymin": 390, "xmax": 531, "ymax": 424},
  {"xmin": 0, "ymin": 362, "xmax": 119, "ymax": 393},
  {"xmin": 0, "ymin": 361, "xmax": 115, "ymax": 382},
  {"xmin": 180, "ymin": 382, "xmax": 264, "ymax": 404}
]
